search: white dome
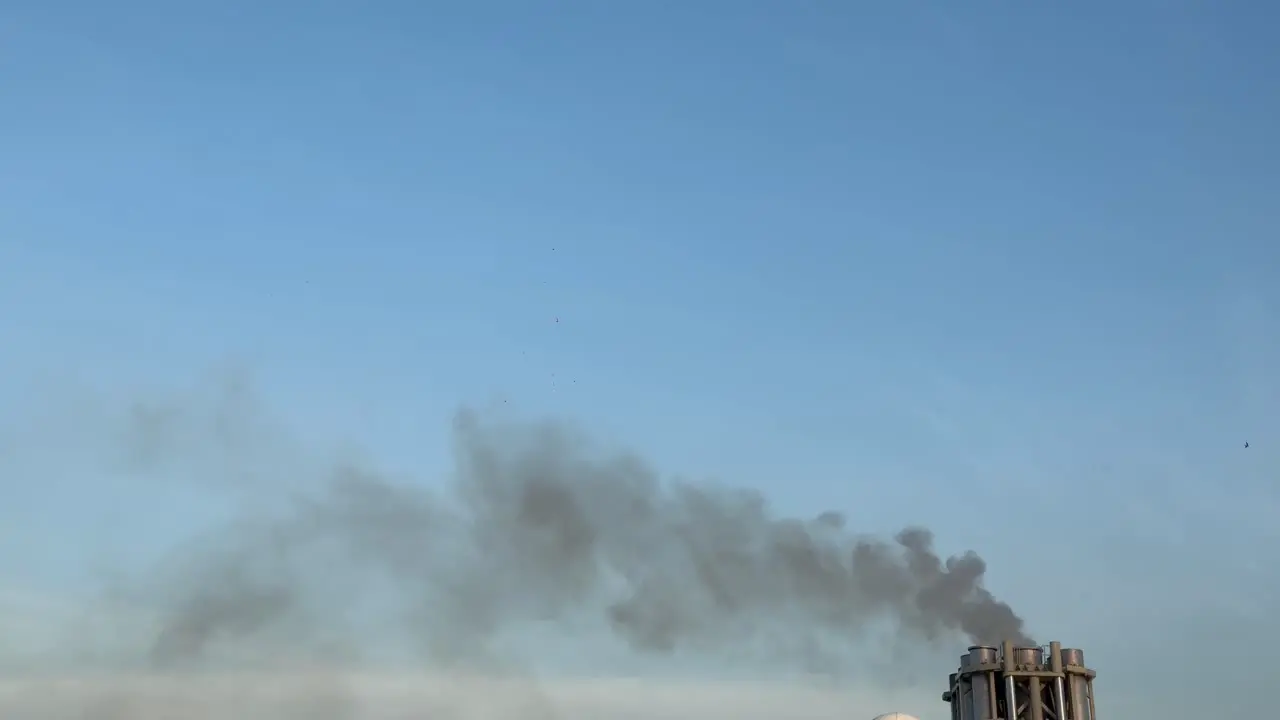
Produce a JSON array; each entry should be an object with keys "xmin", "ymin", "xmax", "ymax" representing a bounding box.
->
[{"xmin": 873, "ymin": 713, "xmax": 921, "ymax": 720}]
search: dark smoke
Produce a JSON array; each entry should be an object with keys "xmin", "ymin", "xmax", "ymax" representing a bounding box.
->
[{"xmin": 120, "ymin": 389, "xmax": 1033, "ymax": 677}]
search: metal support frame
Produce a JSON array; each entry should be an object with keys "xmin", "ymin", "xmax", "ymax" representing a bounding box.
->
[{"xmin": 942, "ymin": 641, "xmax": 1097, "ymax": 720}]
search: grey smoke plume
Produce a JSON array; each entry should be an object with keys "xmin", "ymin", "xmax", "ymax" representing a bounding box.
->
[{"xmin": 122, "ymin": 391, "xmax": 1033, "ymax": 677}]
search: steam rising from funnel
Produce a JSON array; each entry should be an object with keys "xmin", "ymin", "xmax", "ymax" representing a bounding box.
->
[{"xmin": 130, "ymin": 392, "xmax": 1032, "ymax": 675}]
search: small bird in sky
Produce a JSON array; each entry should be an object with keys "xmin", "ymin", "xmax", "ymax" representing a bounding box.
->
[{"xmin": 1244, "ymin": 442, "xmax": 1250, "ymax": 448}]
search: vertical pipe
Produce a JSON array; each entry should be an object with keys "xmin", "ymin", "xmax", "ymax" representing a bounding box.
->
[
  {"xmin": 961, "ymin": 657, "xmax": 975, "ymax": 720},
  {"xmin": 1049, "ymin": 640, "xmax": 1070, "ymax": 720},
  {"xmin": 1049, "ymin": 642, "xmax": 1067, "ymax": 720},
  {"xmin": 950, "ymin": 674, "xmax": 961, "ymax": 720},
  {"xmin": 971, "ymin": 672, "xmax": 991, "ymax": 720},
  {"xmin": 1087, "ymin": 680, "xmax": 1097, "ymax": 720},
  {"xmin": 1069, "ymin": 675, "xmax": 1088, "ymax": 720},
  {"xmin": 989, "ymin": 672, "xmax": 1000, "ymax": 720},
  {"xmin": 1005, "ymin": 675, "xmax": 1017, "ymax": 720},
  {"xmin": 1002, "ymin": 641, "xmax": 1016, "ymax": 720},
  {"xmin": 1029, "ymin": 677, "xmax": 1044, "ymax": 720}
]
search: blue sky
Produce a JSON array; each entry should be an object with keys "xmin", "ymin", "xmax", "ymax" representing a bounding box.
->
[{"xmin": 1, "ymin": 1, "xmax": 1278, "ymax": 717}]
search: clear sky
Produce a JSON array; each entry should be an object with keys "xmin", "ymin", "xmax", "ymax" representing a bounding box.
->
[{"xmin": 1, "ymin": 2, "xmax": 1277, "ymax": 718}]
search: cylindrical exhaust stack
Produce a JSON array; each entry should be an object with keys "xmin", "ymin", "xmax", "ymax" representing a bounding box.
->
[{"xmin": 941, "ymin": 641, "xmax": 1096, "ymax": 720}]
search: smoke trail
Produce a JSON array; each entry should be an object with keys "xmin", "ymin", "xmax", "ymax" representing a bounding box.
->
[{"xmin": 118, "ymin": 385, "xmax": 1032, "ymax": 680}]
